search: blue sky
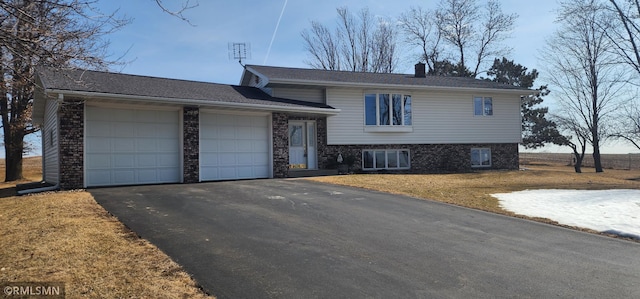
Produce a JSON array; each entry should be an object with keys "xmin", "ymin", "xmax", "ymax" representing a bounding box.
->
[
  {"xmin": 22, "ymin": 0, "xmax": 637, "ymax": 155},
  {"xmin": 96, "ymin": 0, "xmax": 557, "ymax": 84}
]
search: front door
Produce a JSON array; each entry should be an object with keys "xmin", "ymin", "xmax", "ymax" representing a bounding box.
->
[{"xmin": 288, "ymin": 121, "xmax": 317, "ymax": 169}]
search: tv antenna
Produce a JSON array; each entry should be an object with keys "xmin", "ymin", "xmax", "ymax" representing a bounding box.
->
[{"xmin": 228, "ymin": 42, "xmax": 251, "ymax": 66}]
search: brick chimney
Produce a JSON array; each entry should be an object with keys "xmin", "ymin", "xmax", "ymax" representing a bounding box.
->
[{"xmin": 414, "ymin": 62, "xmax": 426, "ymax": 78}]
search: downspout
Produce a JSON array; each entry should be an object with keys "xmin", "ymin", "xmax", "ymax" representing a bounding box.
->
[{"xmin": 17, "ymin": 183, "xmax": 59, "ymax": 195}]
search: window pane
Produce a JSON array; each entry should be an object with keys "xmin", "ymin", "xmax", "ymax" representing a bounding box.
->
[
  {"xmin": 404, "ymin": 95, "xmax": 412, "ymax": 125},
  {"xmin": 387, "ymin": 151, "xmax": 398, "ymax": 168},
  {"xmin": 365, "ymin": 94, "xmax": 377, "ymax": 125},
  {"xmin": 474, "ymin": 97, "xmax": 483, "ymax": 116},
  {"xmin": 471, "ymin": 149, "xmax": 481, "ymax": 166},
  {"xmin": 399, "ymin": 150, "xmax": 409, "ymax": 168},
  {"xmin": 392, "ymin": 94, "xmax": 402, "ymax": 125},
  {"xmin": 379, "ymin": 94, "xmax": 390, "ymax": 125},
  {"xmin": 484, "ymin": 98, "xmax": 493, "ymax": 116},
  {"xmin": 481, "ymin": 149, "xmax": 491, "ymax": 165},
  {"xmin": 307, "ymin": 123, "xmax": 315, "ymax": 145},
  {"xmin": 375, "ymin": 151, "xmax": 386, "ymax": 168},
  {"xmin": 363, "ymin": 151, "xmax": 374, "ymax": 169},
  {"xmin": 289, "ymin": 125, "xmax": 303, "ymax": 146}
]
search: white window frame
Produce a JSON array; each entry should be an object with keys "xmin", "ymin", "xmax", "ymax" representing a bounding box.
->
[
  {"xmin": 362, "ymin": 149, "xmax": 411, "ymax": 170},
  {"xmin": 471, "ymin": 148, "xmax": 492, "ymax": 168},
  {"xmin": 473, "ymin": 96, "xmax": 493, "ymax": 116},
  {"xmin": 364, "ymin": 92, "xmax": 412, "ymax": 127}
]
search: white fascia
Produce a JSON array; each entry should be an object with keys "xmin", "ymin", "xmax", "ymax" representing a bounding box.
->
[{"xmin": 45, "ymin": 89, "xmax": 340, "ymax": 115}]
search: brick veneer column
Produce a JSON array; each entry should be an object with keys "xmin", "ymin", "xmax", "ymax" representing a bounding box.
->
[
  {"xmin": 183, "ymin": 106, "xmax": 200, "ymax": 183},
  {"xmin": 272, "ymin": 112, "xmax": 289, "ymax": 178},
  {"xmin": 58, "ymin": 99, "xmax": 84, "ymax": 190}
]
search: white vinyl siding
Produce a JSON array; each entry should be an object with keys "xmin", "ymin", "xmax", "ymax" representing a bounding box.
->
[
  {"xmin": 85, "ymin": 106, "xmax": 181, "ymax": 187},
  {"xmin": 200, "ymin": 111, "xmax": 270, "ymax": 181},
  {"xmin": 326, "ymin": 88, "xmax": 521, "ymax": 145},
  {"xmin": 43, "ymin": 98, "xmax": 59, "ymax": 184},
  {"xmin": 272, "ymin": 87, "xmax": 325, "ymax": 104}
]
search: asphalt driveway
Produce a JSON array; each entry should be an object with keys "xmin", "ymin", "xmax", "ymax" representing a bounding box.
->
[{"xmin": 90, "ymin": 179, "xmax": 640, "ymax": 299}]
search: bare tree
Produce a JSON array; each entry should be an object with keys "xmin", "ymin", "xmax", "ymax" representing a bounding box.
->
[
  {"xmin": 606, "ymin": 0, "xmax": 640, "ymax": 74},
  {"xmin": 398, "ymin": 7, "xmax": 443, "ymax": 73},
  {"xmin": 434, "ymin": 0, "xmax": 516, "ymax": 77},
  {"xmin": 154, "ymin": 0, "xmax": 198, "ymax": 25},
  {"xmin": 542, "ymin": 0, "xmax": 627, "ymax": 173},
  {"xmin": 302, "ymin": 7, "xmax": 398, "ymax": 73},
  {"xmin": 301, "ymin": 21, "xmax": 341, "ymax": 70},
  {"xmin": 556, "ymin": 115, "xmax": 590, "ymax": 173},
  {"xmin": 0, "ymin": 1, "xmax": 128, "ymax": 181},
  {"xmin": 610, "ymin": 101, "xmax": 640, "ymax": 150}
]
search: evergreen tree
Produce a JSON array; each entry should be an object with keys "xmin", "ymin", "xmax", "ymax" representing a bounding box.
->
[{"xmin": 486, "ymin": 58, "xmax": 568, "ymax": 149}]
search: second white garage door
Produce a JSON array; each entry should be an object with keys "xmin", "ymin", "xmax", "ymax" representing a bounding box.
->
[{"xmin": 200, "ymin": 112, "xmax": 270, "ymax": 181}]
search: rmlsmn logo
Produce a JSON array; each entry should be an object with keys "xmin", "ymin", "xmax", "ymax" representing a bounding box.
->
[{"xmin": 1, "ymin": 282, "xmax": 65, "ymax": 298}]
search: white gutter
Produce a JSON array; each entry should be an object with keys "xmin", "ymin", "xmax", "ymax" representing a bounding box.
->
[
  {"xmin": 17, "ymin": 183, "xmax": 59, "ymax": 195},
  {"xmin": 45, "ymin": 89, "xmax": 340, "ymax": 115}
]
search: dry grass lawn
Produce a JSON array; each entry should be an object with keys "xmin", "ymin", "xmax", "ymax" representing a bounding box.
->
[
  {"xmin": 0, "ymin": 157, "xmax": 212, "ymax": 298},
  {"xmin": 309, "ymin": 163, "xmax": 640, "ymax": 236}
]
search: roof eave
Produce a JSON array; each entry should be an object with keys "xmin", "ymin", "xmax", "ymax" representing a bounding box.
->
[
  {"xmin": 265, "ymin": 78, "xmax": 533, "ymax": 95},
  {"xmin": 46, "ymin": 89, "xmax": 340, "ymax": 115}
]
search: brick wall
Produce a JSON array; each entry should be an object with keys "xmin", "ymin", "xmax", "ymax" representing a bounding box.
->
[
  {"xmin": 272, "ymin": 112, "xmax": 289, "ymax": 178},
  {"xmin": 322, "ymin": 143, "xmax": 519, "ymax": 173},
  {"xmin": 183, "ymin": 106, "xmax": 199, "ymax": 183},
  {"xmin": 58, "ymin": 99, "xmax": 84, "ymax": 190}
]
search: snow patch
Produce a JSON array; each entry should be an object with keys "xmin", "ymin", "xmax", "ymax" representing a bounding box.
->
[{"xmin": 493, "ymin": 189, "xmax": 640, "ymax": 239}]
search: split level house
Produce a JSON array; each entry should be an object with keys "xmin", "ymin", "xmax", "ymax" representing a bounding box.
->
[{"xmin": 32, "ymin": 63, "xmax": 530, "ymax": 189}]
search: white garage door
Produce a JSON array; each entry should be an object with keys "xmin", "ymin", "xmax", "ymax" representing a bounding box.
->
[
  {"xmin": 85, "ymin": 106, "xmax": 181, "ymax": 187},
  {"xmin": 200, "ymin": 112, "xmax": 270, "ymax": 181}
]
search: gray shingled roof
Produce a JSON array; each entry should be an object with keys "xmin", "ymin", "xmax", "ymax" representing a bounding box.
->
[
  {"xmin": 36, "ymin": 67, "xmax": 334, "ymax": 109},
  {"xmin": 245, "ymin": 65, "xmax": 530, "ymax": 91}
]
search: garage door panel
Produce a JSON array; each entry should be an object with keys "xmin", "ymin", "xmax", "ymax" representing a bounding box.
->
[
  {"xmin": 253, "ymin": 140, "xmax": 268, "ymax": 151},
  {"xmin": 157, "ymin": 139, "xmax": 178, "ymax": 152},
  {"xmin": 237, "ymin": 126, "xmax": 253, "ymax": 137},
  {"xmin": 86, "ymin": 153, "xmax": 111, "ymax": 168},
  {"xmin": 219, "ymin": 128, "xmax": 236, "ymax": 139},
  {"xmin": 136, "ymin": 123, "xmax": 158, "ymax": 137},
  {"xmin": 218, "ymin": 153, "xmax": 237, "ymax": 166},
  {"xmin": 138, "ymin": 169, "xmax": 158, "ymax": 183},
  {"xmin": 113, "ymin": 110, "xmax": 136, "ymax": 121},
  {"xmin": 86, "ymin": 121, "xmax": 111, "ymax": 137},
  {"xmin": 219, "ymin": 141, "xmax": 237, "ymax": 152},
  {"xmin": 158, "ymin": 168, "xmax": 179, "ymax": 181},
  {"xmin": 200, "ymin": 153, "xmax": 218, "ymax": 166},
  {"xmin": 157, "ymin": 154, "xmax": 179, "ymax": 167},
  {"xmin": 200, "ymin": 112, "xmax": 269, "ymax": 181},
  {"xmin": 86, "ymin": 106, "xmax": 180, "ymax": 187},
  {"xmin": 113, "ymin": 170, "xmax": 135, "ymax": 184},
  {"xmin": 200, "ymin": 129, "xmax": 218, "ymax": 139},
  {"xmin": 200, "ymin": 140, "xmax": 218, "ymax": 150},
  {"xmin": 113, "ymin": 154, "xmax": 135, "ymax": 168},
  {"xmin": 113, "ymin": 123, "xmax": 135, "ymax": 137},
  {"xmin": 136, "ymin": 154, "xmax": 157, "ymax": 167},
  {"xmin": 87, "ymin": 170, "xmax": 111, "ymax": 185},
  {"xmin": 237, "ymin": 140, "xmax": 252, "ymax": 152},
  {"xmin": 86, "ymin": 139, "xmax": 110, "ymax": 153},
  {"xmin": 113, "ymin": 138, "xmax": 136, "ymax": 152},
  {"xmin": 253, "ymin": 154, "xmax": 269, "ymax": 164}
]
